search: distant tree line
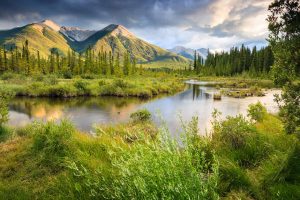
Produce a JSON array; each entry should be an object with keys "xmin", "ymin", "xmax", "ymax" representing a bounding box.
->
[
  {"xmin": 0, "ymin": 40, "xmax": 138, "ymax": 76},
  {"xmin": 193, "ymin": 45, "xmax": 274, "ymax": 76}
]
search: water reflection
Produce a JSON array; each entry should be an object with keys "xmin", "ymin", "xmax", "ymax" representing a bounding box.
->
[
  {"xmin": 9, "ymin": 97, "xmax": 149, "ymax": 132},
  {"xmin": 9, "ymin": 85, "xmax": 280, "ymax": 135}
]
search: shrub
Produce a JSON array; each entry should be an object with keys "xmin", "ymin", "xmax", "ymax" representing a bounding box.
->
[
  {"xmin": 98, "ymin": 79, "xmax": 108, "ymax": 86},
  {"xmin": 43, "ymin": 75, "xmax": 58, "ymax": 85},
  {"xmin": 130, "ymin": 109, "xmax": 151, "ymax": 122},
  {"xmin": 113, "ymin": 79, "xmax": 129, "ymax": 88},
  {"xmin": 81, "ymin": 74, "xmax": 96, "ymax": 79},
  {"xmin": 68, "ymin": 117, "xmax": 219, "ymax": 199},
  {"xmin": 0, "ymin": 72, "xmax": 15, "ymax": 80},
  {"xmin": 63, "ymin": 71, "xmax": 73, "ymax": 79},
  {"xmin": 47, "ymin": 84, "xmax": 77, "ymax": 97},
  {"xmin": 32, "ymin": 120, "xmax": 75, "ymax": 168},
  {"xmin": 0, "ymin": 90, "xmax": 14, "ymax": 126},
  {"xmin": 74, "ymin": 80, "xmax": 90, "ymax": 95},
  {"xmin": 213, "ymin": 115, "xmax": 269, "ymax": 168},
  {"xmin": 0, "ymin": 126, "xmax": 12, "ymax": 142},
  {"xmin": 247, "ymin": 102, "xmax": 267, "ymax": 122}
]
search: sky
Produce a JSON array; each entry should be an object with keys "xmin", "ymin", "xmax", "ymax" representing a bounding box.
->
[{"xmin": 0, "ymin": 0, "xmax": 273, "ymax": 51}]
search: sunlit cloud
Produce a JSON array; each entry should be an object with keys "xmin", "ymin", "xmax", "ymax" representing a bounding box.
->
[{"xmin": 0, "ymin": 0, "xmax": 273, "ymax": 50}]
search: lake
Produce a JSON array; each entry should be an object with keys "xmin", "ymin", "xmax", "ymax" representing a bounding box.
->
[{"xmin": 8, "ymin": 83, "xmax": 280, "ymax": 135}]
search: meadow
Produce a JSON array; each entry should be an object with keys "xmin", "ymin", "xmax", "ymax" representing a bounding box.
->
[{"xmin": 0, "ymin": 103, "xmax": 299, "ymax": 199}]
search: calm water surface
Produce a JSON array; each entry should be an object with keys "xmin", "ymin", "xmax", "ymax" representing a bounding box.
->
[{"xmin": 8, "ymin": 84, "xmax": 280, "ymax": 135}]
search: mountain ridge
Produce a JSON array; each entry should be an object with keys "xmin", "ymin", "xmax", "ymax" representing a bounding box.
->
[
  {"xmin": 168, "ymin": 46, "xmax": 209, "ymax": 60},
  {"xmin": 0, "ymin": 19, "xmax": 189, "ymax": 67}
]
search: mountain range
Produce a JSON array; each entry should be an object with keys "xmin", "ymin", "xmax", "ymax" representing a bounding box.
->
[
  {"xmin": 0, "ymin": 20, "xmax": 189, "ymax": 67},
  {"xmin": 168, "ymin": 46, "xmax": 209, "ymax": 60}
]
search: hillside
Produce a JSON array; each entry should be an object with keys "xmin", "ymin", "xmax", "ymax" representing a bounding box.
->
[
  {"xmin": 0, "ymin": 20, "xmax": 189, "ymax": 67},
  {"xmin": 0, "ymin": 20, "xmax": 71, "ymax": 57}
]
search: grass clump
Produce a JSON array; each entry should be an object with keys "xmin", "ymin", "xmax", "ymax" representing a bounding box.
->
[
  {"xmin": 68, "ymin": 116, "xmax": 219, "ymax": 199},
  {"xmin": 212, "ymin": 106, "xmax": 299, "ymax": 199},
  {"xmin": 130, "ymin": 109, "xmax": 152, "ymax": 122},
  {"xmin": 31, "ymin": 120, "xmax": 75, "ymax": 169}
]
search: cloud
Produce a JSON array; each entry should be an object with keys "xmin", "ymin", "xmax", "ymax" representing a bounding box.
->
[{"xmin": 0, "ymin": 0, "xmax": 273, "ymax": 50}]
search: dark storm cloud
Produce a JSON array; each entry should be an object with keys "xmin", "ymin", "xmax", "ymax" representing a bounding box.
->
[
  {"xmin": 0, "ymin": 0, "xmax": 213, "ymax": 28},
  {"xmin": 0, "ymin": 0, "xmax": 272, "ymax": 50}
]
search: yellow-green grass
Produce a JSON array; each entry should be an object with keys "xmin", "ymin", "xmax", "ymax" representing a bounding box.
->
[{"xmin": 0, "ymin": 74, "xmax": 185, "ymax": 98}]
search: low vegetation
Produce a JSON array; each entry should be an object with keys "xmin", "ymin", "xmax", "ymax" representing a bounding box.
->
[
  {"xmin": 0, "ymin": 103, "xmax": 299, "ymax": 199},
  {"xmin": 0, "ymin": 72, "xmax": 184, "ymax": 98}
]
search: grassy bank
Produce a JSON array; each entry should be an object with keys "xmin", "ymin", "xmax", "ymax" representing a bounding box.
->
[
  {"xmin": 188, "ymin": 76, "xmax": 276, "ymax": 88},
  {"xmin": 0, "ymin": 72, "xmax": 184, "ymax": 98},
  {"xmin": 0, "ymin": 105, "xmax": 299, "ymax": 199}
]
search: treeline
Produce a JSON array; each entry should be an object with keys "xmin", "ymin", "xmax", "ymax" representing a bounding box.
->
[
  {"xmin": 193, "ymin": 45, "xmax": 274, "ymax": 76},
  {"xmin": 0, "ymin": 40, "xmax": 138, "ymax": 76}
]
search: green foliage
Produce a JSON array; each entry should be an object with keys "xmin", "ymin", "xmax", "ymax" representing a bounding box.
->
[
  {"xmin": 213, "ymin": 115, "xmax": 269, "ymax": 168},
  {"xmin": 0, "ymin": 89, "xmax": 14, "ymax": 126},
  {"xmin": 247, "ymin": 102, "xmax": 267, "ymax": 122},
  {"xmin": 68, "ymin": 117, "xmax": 219, "ymax": 199},
  {"xmin": 268, "ymin": 0, "xmax": 300, "ymax": 136},
  {"xmin": 203, "ymin": 45, "xmax": 274, "ymax": 77},
  {"xmin": 268, "ymin": 0, "xmax": 300, "ymax": 86},
  {"xmin": 275, "ymin": 83, "xmax": 300, "ymax": 135},
  {"xmin": 0, "ymin": 125, "xmax": 12, "ymax": 142},
  {"xmin": 32, "ymin": 120, "xmax": 75, "ymax": 168},
  {"xmin": 212, "ymin": 105, "xmax": 299, "ymax": 199},
  {"xmin": 130, "ymin": 109, "xmax": 151, "ymax": 122},
  {"xmin": 74, "ymin": 80, "xmax": 91, "ymax": 95}
]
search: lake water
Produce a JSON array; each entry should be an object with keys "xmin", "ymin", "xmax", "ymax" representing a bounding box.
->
[{"xmin": 8, "ymin": 83, "xmax": 280, "ymax": 135}]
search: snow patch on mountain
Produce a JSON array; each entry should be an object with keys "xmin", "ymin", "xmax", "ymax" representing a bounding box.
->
[
  {"xmin": 168, "ymin": 46, "xmax": 209, "ymax": 60},
  {"xmin": 60, "ymin": 26, "xmax": 96, "ymax": 41}
]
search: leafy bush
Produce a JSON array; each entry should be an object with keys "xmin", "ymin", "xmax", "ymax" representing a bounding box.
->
[
  {"xmin": 0, "ymin": 90, "xmax": 14, "ymax": 126},
  {"xmin": 74, "ymin": 80, "xmax": 91, "ymax": 95},
  {"xmin": 130, "ymin": 109, "xmax": 151, "ymax": 122},
  {"xmin": 43, "ymin": 75, "xmax": 58, "ymax": 85},
  {"xmin": 247, "ymin": 102, "xmax": 267, "ymax": 122},
  {"xmin": 63, "ymin": 71, "xmax": 73, "ymax": 79},
  {"xmin": 113, "ymin": 79, "xmax": 129, "ymax": 88},
  {"xmin": 68, "ymin": 117, "xmax": 219, "ymax": 199},
  {"xmin": 213, "ymin": 115, "xmax": 269, "ymax": 168},
  {"xmin": 98, "ymin": 79, "xmax": 108, "ymax": 86},
  {"xmin": 0, "ymin": 126, "xmax": 12, "ymax": 142},
  {"xmin": 0, "ymin": 72, "xmax": 16, "ymax": 80},
  {"xmin": 32, "ymin": 120, "xmax": 75, "ymax": 168},
  {"xmin": 47, "ymin": 84, "xmax": 77, "ymax": 97}
]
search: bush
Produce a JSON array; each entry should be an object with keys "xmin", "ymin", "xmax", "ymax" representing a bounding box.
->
[
  {"xmin": 213, "ymin": 115, "xmax": 269, "ymax": 168},
  {"xmin": 130, "ymin": 109, "xmax": 151, "ymax": 122},
  {"xmin": 47, "ymin": 84, "xmax": 77, "ymax": 97},
  {"xmin": 98, "ymin": 79, "xmax": 108, "ymax": 86},
  {"xmin": 0, "ymin": 126, "xmax": 12, "ymax": 142},
  {"xmin": 68, "ymin": 117, "xmax": 219, "ymax": 199},
  {"xmin": 74, "ymin": 80, "xmax": 90, "ymax": 95},
  {"xmin": 43, "ymin": 75, "xmax": 58, "ymax": 85},
  {"xmin": 113, "ymin": 79, "xmax": 129, "ymax": 88},
  {"xmin": 32, "ymin": 120, "xmax": 75, "ymax": 168},
  {"xmin": 63, "ymin": 71, "xmax": 73, "ymax": 79},
  {"xmin": 0, "ymin": 90, "xmax": 14, "ymax": 126},
  {"xmin": 247, "ymin": 102, "xmax": 267, "ymax": 122},
  {"xmin": 0, "ymin": 72, "xmax": 16, "ymax": 80}
]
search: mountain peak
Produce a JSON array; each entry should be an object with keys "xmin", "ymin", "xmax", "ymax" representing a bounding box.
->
[
  {"xmin": 103, "ymin": 24, "xmax": 134, "ymax": 37},
  {"xmin": 40, "ymin": 19, "xmax": 60, "ymax": 31}
]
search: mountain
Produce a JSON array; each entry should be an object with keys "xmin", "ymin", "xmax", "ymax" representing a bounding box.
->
[
  {"xmin": 0, "ymin": 20, "xmax": 189, "ymax": 67},
  {"xmin": 60, "ymin": 26, "xmax": 96, "ymax": 41},
  {"xmin": 0, "ymin": 20, "xmax": 71, "ymax": 57},
  {"xmin": 168, "ymin": 46, "xmax": 209, "ymax": 60},
  {"xmin": 75, "ymin": 24, "xmax": 188, "ymax": 64}
]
